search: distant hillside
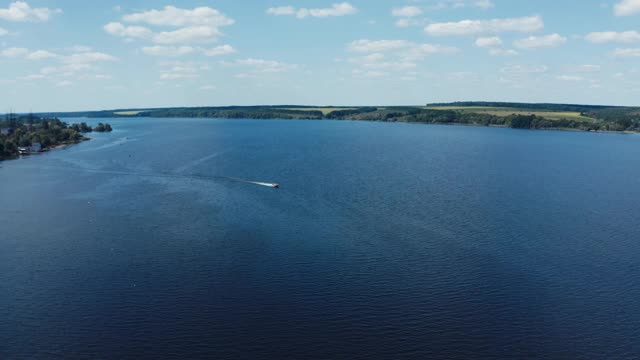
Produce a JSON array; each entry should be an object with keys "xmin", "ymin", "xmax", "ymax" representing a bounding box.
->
[
  {"xmin": 10, "ymin": 102, "xmax": 639, "ymax": 133},
  {"xmin": 427, "ymin": 102, "xmax": 640, "ymax": 131},
  {"xmin": 427, "ymin": 101, "xmax": 619, "ymax": 112}
]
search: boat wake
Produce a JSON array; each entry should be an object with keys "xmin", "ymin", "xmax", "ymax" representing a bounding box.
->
[
  {"xmin": 113, "ymin": 171, "xmax": 280, "ymax": 188},
  {"xmin": 220, "ymin": 178, "xmax": 280, "ymax": 188},
  {"xmin": 11, "ymin": 165, "xmax": 280, "ymax": 188}
]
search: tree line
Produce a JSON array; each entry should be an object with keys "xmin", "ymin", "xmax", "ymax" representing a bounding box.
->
[
  {"xmin": 0, "ymin": 116, "xmax": 112, "ymax": 159},
  {"xmin": 25, "ymin": 102, "xmax": 640, "ymax": 132}
]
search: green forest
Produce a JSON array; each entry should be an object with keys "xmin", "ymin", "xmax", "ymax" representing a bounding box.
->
[
  {"xmin": 27, "ymin": 101, "xmax": 640, "ymax": 133},
  {"xmin": 0, "ymin": 116, "xmax": 113, "ymax": 159}
]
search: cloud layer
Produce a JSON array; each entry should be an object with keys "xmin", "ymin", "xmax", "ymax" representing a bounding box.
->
[
  {"xmin": 424, "ymin": 16, "xmax": 544, "ymax": 36},
  {"xmin": 514, "ymin": 34, "xmax": 567, "ymax": 49},
  {"xmin": 105, "ymin": 5, "xmax": 234, "ymax": 45},
  {"xmin": 614, "ymin": 0, "xmax": 640, "ymax": 16},
  {"xmin": 267, "ymin": 3, "xmax": 357, "ymax": 19},
  {"xmin": 0, "ymin": 1, "xmax": 60, "ymax": 22}
]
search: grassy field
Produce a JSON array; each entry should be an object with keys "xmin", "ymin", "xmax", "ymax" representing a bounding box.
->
[
  {"xmin": 114, "ymin": 110, "xmax": 147, "ymax": 116},
  {"xmin": 281, "ymin": 107, "xmax": 356, "ymax": 115},
  {"xmin": 426, "ymin": 106, "xmax": 597, "ymax": 122}
]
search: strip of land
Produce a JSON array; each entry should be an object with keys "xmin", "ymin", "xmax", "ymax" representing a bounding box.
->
[
  {"xmin": 0, "ymin": 116, "xmax": 113, "ymax": 160},
  {"xmin": 27, "ymin": 101, "xmax": 640, "ymax": 133}
]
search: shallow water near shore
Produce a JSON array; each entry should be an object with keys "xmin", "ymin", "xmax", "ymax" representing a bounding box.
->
[{"xmin": 1, "ymin": 118, "xmax": 640, "ymax": 359}]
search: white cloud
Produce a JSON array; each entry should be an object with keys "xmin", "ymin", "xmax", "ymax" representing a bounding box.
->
[
  {"xmin": 475, "ymin": 36, "xmax": 502, "ymax": 48},
  {"xmin": 234, "ymin": 58, "xmax": 299, "ymax": 73},
  {"xmin": 556, "ymin": 75, "xmax": 584, "ymax": 81},
  {"xmin": 266, "ymin": 2, "xmax": 357, "ymax": 19},
  {"xmin": 432, "ymin": 0, "xmax": 495, "ymax": 10},
  {"xmin": 589, "ymin": 80, "xmax": 601, "ymax": 89},
  {"xmin": 160, "ymin": 73, "xmax": 197, "ymax": 80},
  {"xmin": 104, "ymin": 22, "xmax": 153, "ymax": 40},
  {"xmin": 0, "ymin": 27, "xmax": 7, "ymax": 36},
  {"xmin": 105, "ymin": 5, "xmax": 235, "ymax": 47},
  {"xmin": 402, "ymin": 43, "xmax": 460, "ymax": 59},
  {"xmin": 221, "ymin": 58, "xmax": 299, "ymax": 78},
  {"xmin": 346, "ymin": 40, "xmax": 457, "ymax": 78},
  {"xmin": 68, "ymin": 45, "xmax": 92, "ymax": 53},
  {"xmin": 26, "ymin": 50, "xmax": 58, "ymax": 60},
  {"xmin": 0, "ymin": 1, "xmax": 61, "ymax": 22},
  {"xmin": 473, "ymin": 37, "xmax": 518, "ymax": 56},
  {"xmin": 0, "ymin": 47, "xmax": 28, "ymax": 57},
  {"xmin": 59, "ymin": 63, "xmax": 93, "ymax": 74},
  {"xmin": 585, "ymin": 31, "xmax": 640, "ymax": 43},
  {"xmin": 614, "ymin": 0, "xmax": 640, "ymax": 16},
  {"xmin": 514, "ymin": 33, "xmax": 567, "ymax": 49},
  {"xmin": 489, "ymin": 48, "xmax": 519, "ymax": 56},
  {"xmin": 39, "ymin": 66, "xmax": 58, "ymax": 75},
  {"xmin": 299, "ymin": 3, "xmax": 357, "ymax": 18},
  {"xmin": 392, "ymin": 6, "xmax": 425, "ymax": 27},
  {"xmin": 159, "ymin": 62, "xmax": 203, "ymax": 80},
  {"xmin": 447, "ymin": 72, "xmax": 479, "ymax": 81},
  {"xmin": 474, "ymin": 0, "xmax": 495, "ymax": 9},
  {"xmin": 152, "ymin": 26, "xmax": 220, "ymax": 44},
  {"xmin": 357, "ymin": 53, "xmax": 386, "ymax": 62},
  {"xmin": 199, "ymin": 84, "xmax": 216, "ymax": 91},
  {"xmin": 20, "ymin": 73, "xmax": 46, "ymax": 81},
  {"xmin": 424, "ymin": 15, "xmax": 543, "ymax": 36},
  {"xmin": 612, "ymin": 48, "xmax": 640, "ymax": 57},
  {"xmin": 347, "ymin": 40, "xmax": 459, "ymax": 66},
  {"xmin": 347, "ymin": 40, "xmax": 458, "ymax": 63},
  {"xmin": 142, "ymin": 46, "xmax": 195, "ymax": 57},
  {"xmin": 392, "ymin": 6, "xmax": 423, "ymax": 17},
  {"xmin": 348, "ymin": 39, "xmax": 412, "ymax": 52},
  {"xmin": 122, "ymin": 5, "xmax": 234, "ymax": 27},
  {"xmin": 349, "ymin": 53, "xmax": 417, "ymax": 71},
  {"xmin": 56, "ymin": 80, "xmax": 72, "ymax": 87},
  {"xmin": 395, "ymin": 18, "xmax": 426, "ymax": 28},
  {"xmin": 79, "ymin": 74, "xmax": 112, "ymax": 81},
  {"xmin": 23, "ymin": 52, "xmax": 116, "ymax": 83},
  {"xmin": 500, "ymin": 64, "xmax": 548, "ymax": 73},
  {"xmin": 575, "ymin": 64, "xmax": 601, "ymax": 72},
  {"xmin": 202, "ymin": 44, "xmax": 236, "ymax": 56},
  {"xmin": 352, "ymin": 69, "xmax": 388, "ymax": 78},
  {"xmin": 266, "ymin": 6, "xmax": 296, "ymax": 16},
  {"xmin": 141, "ymin": 44, "xmax": 235, "ymax": 57},
  {"xmin": 64, "ymin": 52, "xmax": 118, "ymax": 64}
]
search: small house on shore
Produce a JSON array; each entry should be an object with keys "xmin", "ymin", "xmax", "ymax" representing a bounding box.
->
[{"xmin": 18, "ymin": 143, "xmax": 42, "ymax": 155}]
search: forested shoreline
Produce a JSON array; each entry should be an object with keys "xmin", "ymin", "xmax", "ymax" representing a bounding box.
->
[
  {"xmin": 20, "ymin": 101, "xmax": 640, "ymax": 133},
  {"xmin": 0, "ymin": 116, "xmax": 112, "ymax": 160}
]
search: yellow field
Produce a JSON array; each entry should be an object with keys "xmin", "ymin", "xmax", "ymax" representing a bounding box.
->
[
  {"xmin": 281, "ymin": 107, "xmax": 356, "ymax": 115},
  {"xmin": 114, "ymin": 110, "xmax": 146, "ymax": 116},
  {"xmin": 426, "ymin": 106, "xmax": 596, "ymax": 122}
]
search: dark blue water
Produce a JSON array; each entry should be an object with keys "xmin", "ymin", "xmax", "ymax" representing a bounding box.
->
[{"xmin": 1, "ymin": 118, "xmax": 639, "ymax": 359}]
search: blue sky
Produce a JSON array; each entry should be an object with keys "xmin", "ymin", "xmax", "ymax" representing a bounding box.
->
[{"xmin": 1, "ymin": 0, "xmax": 640, "ymax": 112}]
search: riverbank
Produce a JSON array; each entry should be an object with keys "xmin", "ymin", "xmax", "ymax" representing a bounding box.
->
[
  {"xmin": 0, "ymin": 116, "xmax": 107, "ymax": 162},
  {"xmin": 0, "ymin": 139, "xmax": 88, "ymax": 162},
  {"xmin": 40, "ymin": 103, "xmax": 640, "ymax": 133}
]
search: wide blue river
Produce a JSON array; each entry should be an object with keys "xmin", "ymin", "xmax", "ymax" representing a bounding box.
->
[{"xmin": 1, "ymin": 118, "xmax": 639, "ymax": 359}]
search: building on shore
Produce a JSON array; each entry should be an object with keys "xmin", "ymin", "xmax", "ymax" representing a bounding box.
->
[{"xmin": 17, "ymin": 143, "xmax": 42, "ymax": 155}]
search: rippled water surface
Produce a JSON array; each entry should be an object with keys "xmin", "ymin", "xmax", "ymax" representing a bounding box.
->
[{"xmin": 2, "ymin": 118, "xmax": 640, "ymax": 359}]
